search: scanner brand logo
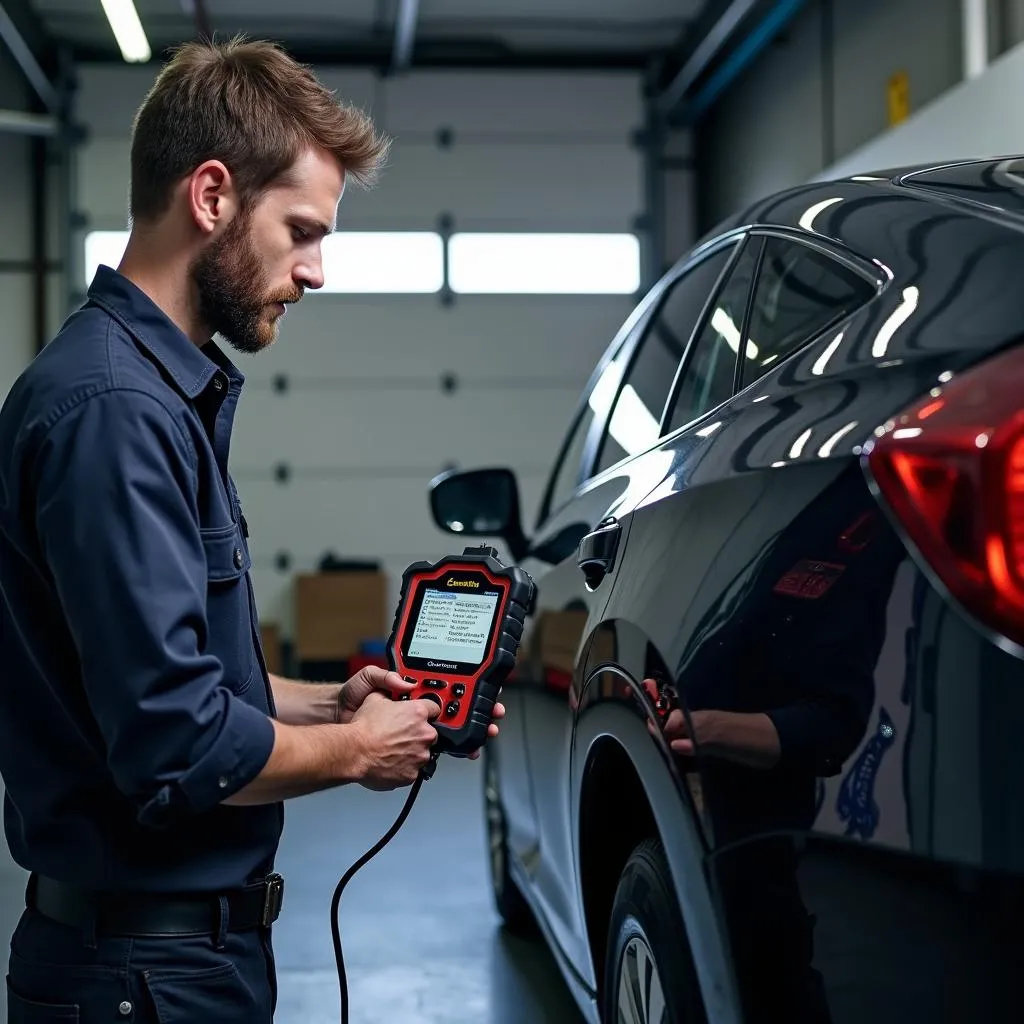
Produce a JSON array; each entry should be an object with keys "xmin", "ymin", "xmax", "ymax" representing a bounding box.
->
[
  {"xmin": 428, "ymin": 661, "xmax": 458, "ymax": 670},
  {"xmin": 447, "ymin": 577, "xmax": 479, "ymax": 588}
]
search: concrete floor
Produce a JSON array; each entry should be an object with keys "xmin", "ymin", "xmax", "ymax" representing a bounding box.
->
[{"xmin": 0, "ymin": 760, "xmax": 583, "ymax": 1024}]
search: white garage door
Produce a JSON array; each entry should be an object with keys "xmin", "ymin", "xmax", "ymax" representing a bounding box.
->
[{"xmin": 74, "ymin": 63, "xmax": 644, "ymax": 636}]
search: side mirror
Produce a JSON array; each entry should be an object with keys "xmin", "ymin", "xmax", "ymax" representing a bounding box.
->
[{"xmin": 429, "ymin": 467, "xmax": 528, "ymax": 561}]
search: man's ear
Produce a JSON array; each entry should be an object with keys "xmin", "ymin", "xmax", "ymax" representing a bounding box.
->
[{"xmin": 188, "ymin": 160, "xmax": 237, "ymax": 234}]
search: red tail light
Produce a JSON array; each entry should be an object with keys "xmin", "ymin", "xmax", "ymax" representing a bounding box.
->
[{"xmin": 864, "ymin": 344, "xmax": 1024, "ymax": 651}]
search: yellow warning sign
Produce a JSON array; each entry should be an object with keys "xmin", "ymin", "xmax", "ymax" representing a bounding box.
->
[{"xmin": 888, "ymin": 71, "xmax": 910, "ymax": 126}]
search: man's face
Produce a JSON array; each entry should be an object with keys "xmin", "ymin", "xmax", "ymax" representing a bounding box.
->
[{"xmin": 190, "ymin": 147, "xmax": 345, "ymax": 354}]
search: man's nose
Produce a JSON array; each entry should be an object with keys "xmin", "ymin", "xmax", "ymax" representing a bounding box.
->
[{"xmin": 295, "ymin": 257, "xmax": 324, "ymax": 291}]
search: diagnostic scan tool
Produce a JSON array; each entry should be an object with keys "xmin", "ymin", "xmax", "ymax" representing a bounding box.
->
[{"xmin": 387, "ymin": 546, "xmax": 534, "ymax": 757}]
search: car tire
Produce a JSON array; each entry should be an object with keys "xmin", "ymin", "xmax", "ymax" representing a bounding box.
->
[
  {"xmin": 483, "ymin": 746, "xmax": 535, "ymax": 936},
  {"xmin": 603, "ymin": 837, "xmax": 708, "ymax": 1024}
]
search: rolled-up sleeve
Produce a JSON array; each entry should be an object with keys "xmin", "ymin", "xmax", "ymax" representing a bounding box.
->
[{"xmin": 32, "ymin": 387, "xmax": 275, "ymax": 826}]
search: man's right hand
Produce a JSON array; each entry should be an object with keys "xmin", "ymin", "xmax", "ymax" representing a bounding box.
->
[{"xmin": 350, "ymin": 691, "xmax": 440, "ymax": 790}]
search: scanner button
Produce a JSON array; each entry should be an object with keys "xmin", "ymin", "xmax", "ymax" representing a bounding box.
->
[
  {"xmin": 425, "ymin": 678, "xmax": 447, "ymax": 689},
  {"xmin": 453, "ymin": 684, "xmax": 466, "ymax": 697},
  {"xmin": 445, "ymin": 701, "xmax": 460, "ymax": 717}
]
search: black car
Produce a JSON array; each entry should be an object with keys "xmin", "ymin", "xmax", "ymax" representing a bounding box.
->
[{"xmin": 429, "ymin": 157, "xmax": 1024, "ymax": 1024}]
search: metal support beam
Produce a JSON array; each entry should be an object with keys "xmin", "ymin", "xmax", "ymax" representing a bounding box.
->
[
  {"xmin": 0, "ymin": 1, "xmax": 57, "ymax": 111},
  {"xmin": 0, "ymin": 108, "xmax": 56, "ymax": 135},
  {"xmin": 180, "ymin": 0, "xmax": 212, "ymax": 40},
  {"xmin": 656, "ymin": 0, "xmax": 759, "ymax": 118},
  {"xmin": 69, "ymin": 37, "xmax": 647, "ymax": 72},
  {"xmin": 31, "ymin": 135, "xmax": 47, "ymax": 354},
  {"xmin": 640, "ymin": 103, "xmax": 666, "ymax": 290},
  {"xmin": 392, "ymin": 0, "xmax": 420, "ymax": 70}
]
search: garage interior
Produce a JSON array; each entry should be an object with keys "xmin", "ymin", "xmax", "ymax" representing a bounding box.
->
[{"xmin": 2, "ymin": 1, "xmax": 1024, "ymax": 1022}]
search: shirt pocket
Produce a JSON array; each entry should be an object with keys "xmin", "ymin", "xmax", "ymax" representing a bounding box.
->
[{"xmin": 200, "ymin": 522, "xmax": 254, "ymax": 695}]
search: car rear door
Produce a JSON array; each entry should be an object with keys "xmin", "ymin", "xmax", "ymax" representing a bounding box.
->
[
  {"xmin": 593, "ymin": 228, "xmax": 892, "ymax": 1022},
  {"xmin": 516, "ymin": 234, "xmax": 746, "ymax": 972}
]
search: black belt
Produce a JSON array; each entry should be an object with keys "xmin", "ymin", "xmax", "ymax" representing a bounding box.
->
[{"xmin": 28, "ymin": 872, "xmax": 285, "ymax": 937}]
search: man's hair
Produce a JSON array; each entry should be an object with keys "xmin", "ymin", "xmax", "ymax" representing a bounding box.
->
[{"xmin": 129, "ymin": 35, "xmax": 390, "ymax": 222}]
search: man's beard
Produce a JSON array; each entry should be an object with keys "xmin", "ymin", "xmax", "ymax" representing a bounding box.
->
[{"xmin": 189, "ymin": 211, "xmax": 301, "ymax": 355}]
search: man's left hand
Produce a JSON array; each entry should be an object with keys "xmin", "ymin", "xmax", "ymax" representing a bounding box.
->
[{"xmin": 337, "ymin": 666, "xmax": 505, "ymax": 758}]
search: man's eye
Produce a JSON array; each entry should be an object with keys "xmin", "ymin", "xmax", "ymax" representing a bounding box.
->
[{"xmin": 292, "ymin": 227, "xmax": 309, "ymax": 242}]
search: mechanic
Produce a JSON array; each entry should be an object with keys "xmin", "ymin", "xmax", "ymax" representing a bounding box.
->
[{"xmin": 0, "ymin": 36, "xmax": 503, "ymax": 1023}]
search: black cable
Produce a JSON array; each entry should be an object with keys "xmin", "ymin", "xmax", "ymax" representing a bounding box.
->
[{"xmin": 332, "ymin": 752, "xmax": 440, "ymax": 1024}]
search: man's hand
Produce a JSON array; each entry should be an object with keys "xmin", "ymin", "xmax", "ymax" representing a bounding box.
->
[
  {"xmin": 349, "ymin": 691, "xmax": 440, "ymax": 789},
  {"xmin": 641, "ymin": 678, "xmax": 781, "ymax": 769},
  {"xmin": 338, "ymin": 666, "xmax": 506, "ymax": 760},
  {"xmin": 336, "ymin": 667, "xmax": 415, "ymax": 723}
]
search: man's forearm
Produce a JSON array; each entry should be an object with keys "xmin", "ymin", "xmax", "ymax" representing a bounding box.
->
[
  {"xmin": 269, "ymin": 673, "xmax": 343, "ymax": 726},
  {"xmin": 223, "ymin": 718, "xmax": 367, "ymax": 805},
  {"xmin": 700, "ymin": 710, "xmax": 782, "ymax": 769}
]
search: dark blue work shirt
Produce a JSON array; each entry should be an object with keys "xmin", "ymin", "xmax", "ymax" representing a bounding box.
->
[{"xmin": 0, "ymin": 266, "xmax": 282, "ymax": 892}]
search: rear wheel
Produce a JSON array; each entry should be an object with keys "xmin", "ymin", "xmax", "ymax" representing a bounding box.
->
[
  {"xmin": 603, "ymin": 838, "xmax": 707, "ymax": 1024},
  {"xmin": 483, "ymin": 746, "xmax": 535, "ymax": 935}
]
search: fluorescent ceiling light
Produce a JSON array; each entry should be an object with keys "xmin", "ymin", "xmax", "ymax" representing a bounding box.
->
[
  {"xmin": 100, "ymin": 0, "xmax": 151, "ymax": 63},
  {"xmin": 85, "ymin": 230, "xmax": 445, "ymax": 293},
  {"xmin": 449, "ymin": 233, "xmax": 641, "ymax": 294}
]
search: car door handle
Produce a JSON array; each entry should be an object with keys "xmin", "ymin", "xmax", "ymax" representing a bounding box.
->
[{"xmin": 577, "ymin": 517, "xmax": 621, "ymax": 588}]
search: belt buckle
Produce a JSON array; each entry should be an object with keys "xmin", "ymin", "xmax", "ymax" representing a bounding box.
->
[{"xmin": 261, "ymin": 873, "xmax": 284, "ymax": 927}]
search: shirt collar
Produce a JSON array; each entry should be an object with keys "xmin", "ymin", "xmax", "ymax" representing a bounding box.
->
[{"xmin": 87, "ymin": 265, "xmax": 245, "ymax": 398}]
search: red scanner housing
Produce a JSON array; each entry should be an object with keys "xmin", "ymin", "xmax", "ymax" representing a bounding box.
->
[{"xmin": 387, "ymin": 546, "xmax": 534, "ymax": 757}]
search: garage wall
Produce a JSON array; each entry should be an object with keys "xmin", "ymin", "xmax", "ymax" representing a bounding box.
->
[
  {"xmin": 73, "ymin": 64, "xmax": 644, "ymax": 638},
  {"xmin": 696, "ymin": 0, "xmax": 1017, "ymax": 227},
  {"xmin": 0, "ymin": 47, "xmax": 40, "ymax": 1008},
  {"xmin": 0, "ymin": 58, "xmax": 38, "ymax": 404}
]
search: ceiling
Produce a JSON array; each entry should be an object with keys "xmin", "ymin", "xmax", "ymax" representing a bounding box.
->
[{"xmin": 26, "ymin": 0, "xmax": 707, "ymax": 69}]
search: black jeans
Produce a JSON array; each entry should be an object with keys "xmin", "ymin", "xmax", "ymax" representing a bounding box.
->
[{"xmin": 6, "ymin": 906, "xmax": 277, "ymax": 1023}]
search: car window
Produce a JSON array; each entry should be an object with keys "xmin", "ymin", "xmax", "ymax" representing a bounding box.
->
[
  {"xmin": 594, "ymin": 244, "xmax": 737, "ymax": 473},
  {"xmin": 543, "ymin": 404, "xmax": 594, "ymax": 519},
  {"xmin": 665, "ymin": 238, "xmax": 759, "ymax": 434},
  {"xmin": 739, "ymin": 236, "xmax": 876, "ymax": 386}
]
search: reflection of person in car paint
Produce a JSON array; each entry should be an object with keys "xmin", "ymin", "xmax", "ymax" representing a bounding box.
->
[{"xmin": 654, "ymin": 466, "xmax": 905, "ymax": 1024}]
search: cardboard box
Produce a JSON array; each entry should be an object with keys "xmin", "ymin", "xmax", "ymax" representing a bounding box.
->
[
  {"xmin": 295, "ymin": 571, "xmax": 388, "ymax": 661},
  {"xmin": 259, "ymin": 623, "xmax": 283, "ymax": 676}
]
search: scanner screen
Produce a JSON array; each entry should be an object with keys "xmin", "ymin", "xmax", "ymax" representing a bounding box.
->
[{"xmin": 407, "ymin": 587, "xmax": 501, "ymax": 666}]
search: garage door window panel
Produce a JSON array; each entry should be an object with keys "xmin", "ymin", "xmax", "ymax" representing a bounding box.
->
[
  {"xmin": 541, "ymin": 404, "xmax": 596, "ymax": 522},
  {"xmin": 594, "ymin": 243, "xmax": 738, "ymax": 474},
  {"xmin": 665, "ymin": 240, "xmax": 759, "ymax": 435},
  {"xmin": 739, "ymin": 236, "xmax": 877, "ymax": 386}
]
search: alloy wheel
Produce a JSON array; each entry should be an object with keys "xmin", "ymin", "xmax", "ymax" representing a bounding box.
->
[{"xmin": 617, "ymin": 932, "xmax": 667, "ymax": 1024}]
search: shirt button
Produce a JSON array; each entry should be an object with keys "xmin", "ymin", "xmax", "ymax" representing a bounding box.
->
[
  {"xmin": 119, "ymin": 1001, "xmax": 133, "ymax": 1015},
  {"xmin": 233, "ymin": 548, "xmax": 243, "ymax": 569},
  {"xmin": 218, "ymin": 776, "xmax": 228, "ymax": 789},
  {"xmin": 212, "ymin": 375, "xmax": 224, "ymax": 391}
]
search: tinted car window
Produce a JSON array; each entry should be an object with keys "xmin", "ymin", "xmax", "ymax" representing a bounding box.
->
[
  {"xmin": 543, "ymin": 404, "xmax": 594, "ymax": 518},
  {"xmin": 665, "ymin": 239, "xmax": 757, "ymax": 433},
  {"xmin": 740, "ymin": 236, "xmax": 876, "ymax": 386},
  {"xmin": 595, "ymin": 244, "xmax": 736, "ymax": 473}
]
